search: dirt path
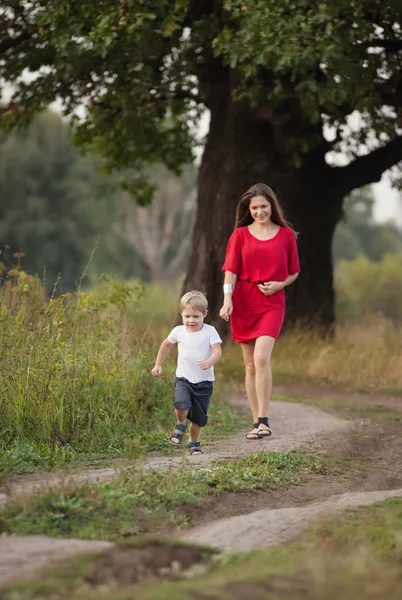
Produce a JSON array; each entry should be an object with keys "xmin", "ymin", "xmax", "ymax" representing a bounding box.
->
[
  {"xmin": 0, "ymin": 401, "xmax": 350, "ymax": 507},
  {"xmin": 180, "ymin": 487, "xmax": 402, "ymax": 551}
]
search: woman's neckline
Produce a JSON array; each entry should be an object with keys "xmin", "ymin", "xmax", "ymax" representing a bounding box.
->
[{"xmin": 246, "ymin": 225, "xmax": 282, "ymax": 242}]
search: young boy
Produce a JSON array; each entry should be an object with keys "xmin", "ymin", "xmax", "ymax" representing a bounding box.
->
[{"xmin": 151, "ymin": 290, "xmax": 222, "ymax": 455}]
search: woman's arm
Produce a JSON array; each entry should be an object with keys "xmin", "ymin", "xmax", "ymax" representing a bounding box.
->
[
  {"xmin": 219, "ymin": 271, "xmax": 237, "ymax": 321},
  {"xmin": 259, "ymin": 273, "xmax": 299, "ymax": 296},
  {"xmin": 282, "ymin": 273, "xmax": 299, "ymax": 288}
]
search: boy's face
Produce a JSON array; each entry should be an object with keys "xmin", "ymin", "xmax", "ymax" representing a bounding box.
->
[{"xmin": 181, "ymin": 305, "xmax": 207, "ymax": 332}]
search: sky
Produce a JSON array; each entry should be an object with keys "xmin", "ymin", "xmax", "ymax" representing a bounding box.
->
[{"xmin": 372, "ymin": 177, "xmax": 402, "ymax": 226}]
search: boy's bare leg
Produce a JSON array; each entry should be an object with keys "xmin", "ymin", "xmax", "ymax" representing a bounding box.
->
[
  {"xmin": 189, "ymin": 422, "xmax": 201, "ymax": 442},
  {"xmin": 175, "ymin": 409, "xmax": 188, "ymax": 423}
]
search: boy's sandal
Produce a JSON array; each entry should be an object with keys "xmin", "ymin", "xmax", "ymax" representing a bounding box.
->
[
  {"xmin": 188, "ymin": 442, "xmax": 203, "ymax": 455},
  {"xmin": 170, "ymin": 423, "xmax": 187, "ymax": 445},
  {"xmin": 257, "ymin": 425, "xmax": 272, "ymax": 438},
  {"xmin": 246, "ymin": 423, "xmax": 260, "ymax": 440}
]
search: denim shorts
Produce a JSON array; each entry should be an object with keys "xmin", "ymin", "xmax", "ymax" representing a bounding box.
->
[{"xmin": 174, "ymin": 377, "xmax": 213, "ymax": 427}]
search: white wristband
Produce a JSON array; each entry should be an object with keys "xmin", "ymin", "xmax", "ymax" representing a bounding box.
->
[{"xmin": 223, "ymin": 283, "xmax": 233, "ymax": 294}]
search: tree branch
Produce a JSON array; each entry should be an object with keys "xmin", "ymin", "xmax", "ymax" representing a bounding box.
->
[{"xmin": 333, "ymin": 136, "xmax": 402, "ymax": 196}]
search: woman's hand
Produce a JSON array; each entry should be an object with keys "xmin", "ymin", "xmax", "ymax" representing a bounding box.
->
[
  {"xmin": 219, "ymin": 301, "xmax": 233, "ymax": 321},
  {"xmin": 258, "ymin": 281, "xmax": 284, "ymax": 296}
]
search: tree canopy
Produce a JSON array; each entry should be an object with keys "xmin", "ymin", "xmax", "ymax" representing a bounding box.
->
[
  {"xmin": 2, "ymin": 1, "xmax": 402, "ymax": 330},
  {"xmin": 1, "ymin": 1, "xmax": 401, "ymax": 199}
]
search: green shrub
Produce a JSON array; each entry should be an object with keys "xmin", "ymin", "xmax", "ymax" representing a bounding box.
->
[{"xmin": 0, "ymin": 274, "xmax": 174, "ymax": 472}]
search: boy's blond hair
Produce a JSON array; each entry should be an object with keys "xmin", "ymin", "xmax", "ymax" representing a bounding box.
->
[{"xmin": 179, "ymin": 290, "xmax": 208, "ymax": 313}]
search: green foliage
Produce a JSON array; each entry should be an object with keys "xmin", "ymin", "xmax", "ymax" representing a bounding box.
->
[
  {"xmin": 333, "ymin": 187, "xmax": 402, "ymax": 263},
  {"xmin": 336, "ymin": 253, "xmax": 402, "ymax": 322},
  {"xmin": 214, "ymin": 1, "xmax": 402, "ymax": 152},
  {"xmin": 0, "ymin": 451, "xmax": 345, "ymax": 539},
  {"xmin": 0, "ymin": 0, "xmax": 197, "ymax": 201},
  {"xmin": 0, "ymin": 273, "xmax": 177, "ymax": 473},
  {"xmin": 1, "ymin": 1, "xmax": 401, "ymax": 188},
  {"xmin": 0, "ymin": 274, "xmax": 242, "ymax": 474}
]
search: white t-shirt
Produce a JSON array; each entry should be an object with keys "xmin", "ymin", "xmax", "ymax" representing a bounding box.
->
[{"xmin": 167, "ymin": 324, "xmax": 222, "ymax": 383}]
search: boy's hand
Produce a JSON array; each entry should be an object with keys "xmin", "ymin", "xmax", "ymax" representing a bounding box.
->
[
  {"xmin": 151, "ymin": 365, "xmax": 162, "ymax": 376},
  {"xmin": 197, "ymin": 358, "xmax": 210, "ymax": 370}
]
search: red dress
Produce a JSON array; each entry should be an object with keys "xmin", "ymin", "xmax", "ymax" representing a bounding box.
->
[{"xmin": 222, "ymin": 226, "xmax": 300, "ymax": 342}]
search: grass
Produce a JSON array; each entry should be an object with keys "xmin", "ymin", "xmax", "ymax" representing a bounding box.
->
[
  {"xmin": 0, "ymin": 451, "xmax": 348, "ymax": 540},
  {"xmin": 0, "ymin": 275, "xmax": 240, "ymax": 476},
  {"xmin": 220, "ymin": 316, "xmax": 402, "ymax": 394},
  {"xmin": 3, "ymin": 498, "xmax": 402, "ymax": 599},
  {"xmin": 0, "ymin": 393, "xmax": 244, "ymax": 476}
]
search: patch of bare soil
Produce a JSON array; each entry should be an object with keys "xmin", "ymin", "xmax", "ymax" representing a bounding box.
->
[
  {"xmin": 86, "ymin": 541, "xmax": 212, "ymax": 587},
  {"xmin": 0, "ymin": 539, "xmax": 212, "ymax": 590}
]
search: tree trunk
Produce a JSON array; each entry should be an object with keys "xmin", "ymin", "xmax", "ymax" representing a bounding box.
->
[{"xmin": 182, "ymin": 96, "xmax": 343, "ymax": 338}]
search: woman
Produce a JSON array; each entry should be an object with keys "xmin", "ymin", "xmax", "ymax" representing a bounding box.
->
[{"xmin": 220, "ymin": 183, "xmax": 300, "ymax": 440}]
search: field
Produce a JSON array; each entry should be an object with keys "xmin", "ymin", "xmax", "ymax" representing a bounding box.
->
[{"xmin": 1, "ymin": 261, "xmax": 401, "ymax": 598}]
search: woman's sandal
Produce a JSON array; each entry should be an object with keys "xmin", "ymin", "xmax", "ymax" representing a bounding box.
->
[
  {"xmin": 170, "ymin": 423, "xmax": 187, "ymax": 445},
  {"xmin": 246, "ymin": 423, "xmax": 260, "ymax": 440},
  {"xmin": 257, "ymin": 424, "xmax": 272, "ymax": 438},
  {"xmin": 188, "ymin": 442, "xmax": 203, "ymax": 455}
]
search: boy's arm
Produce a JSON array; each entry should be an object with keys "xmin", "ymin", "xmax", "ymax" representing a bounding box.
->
[
  {"xmin": 151, "ymin": 339, "xmax": 173, "ymax": 376},
  {"xmin": 197, "ymin": 343, "xmax": 222, "ymax": 371}
]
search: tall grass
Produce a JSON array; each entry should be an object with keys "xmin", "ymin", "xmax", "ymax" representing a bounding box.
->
[
  {"xmin": 221, "ymin": 317, "xmax": 402, "ymax": 393},
  {"xmin": 0, "ymin": 274, "xmax": 175, "ymax": 473}
]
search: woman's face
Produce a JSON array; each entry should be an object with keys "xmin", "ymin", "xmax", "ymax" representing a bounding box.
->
[{"xmin": 249, "ymin": 195, "xmax": 272, "ymax": 224}]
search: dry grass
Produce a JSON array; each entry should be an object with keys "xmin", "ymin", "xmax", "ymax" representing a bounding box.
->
[{"xmin": 221, "ymin": 315, "xmax": 402, "ymax": 393}]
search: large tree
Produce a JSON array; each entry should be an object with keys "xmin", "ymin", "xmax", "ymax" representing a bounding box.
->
[{"xmin": 1, "ymin": 1, "xmax": 402, "ymax": 332}]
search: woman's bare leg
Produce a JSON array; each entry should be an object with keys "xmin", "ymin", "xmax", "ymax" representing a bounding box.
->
[
  {"xmin": 240, "ymin": 341, "xmax": 258, "ymax": 421},
  {"xmin": 253, "ymin": 336, "xmax": 275, "ymax": 429}
]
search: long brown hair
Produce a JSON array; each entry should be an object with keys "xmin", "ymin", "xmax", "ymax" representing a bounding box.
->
[{"xmin": 235, "ymin": 183, "xmax": 294, "ymax": 230}]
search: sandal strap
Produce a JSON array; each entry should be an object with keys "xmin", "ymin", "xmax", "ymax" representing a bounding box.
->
[
  {"xmin": 188, "ymin": 441, "xmax": 200, "ymax": 447},
  {"xmin": 175, "ymin": 423, "xmax": 187, "ymax": 432}
]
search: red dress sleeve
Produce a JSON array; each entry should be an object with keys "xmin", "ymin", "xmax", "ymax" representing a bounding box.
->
[
  {"xmin": 288, "ymin": 230, "xmax": 300, "ymax": 274},
  {"xmin": 222, "ymin": 230, "xmax": 241, "ymax": 275}
]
